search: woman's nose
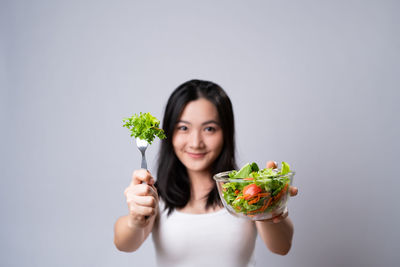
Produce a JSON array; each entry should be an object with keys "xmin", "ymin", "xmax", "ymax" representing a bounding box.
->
[{"xmin": 189, "ymin": 131, "xmax": 204, "ymax": 148}]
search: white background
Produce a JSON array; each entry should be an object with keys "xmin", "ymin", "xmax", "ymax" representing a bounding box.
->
[{"xmin": 1, "ymin": 0, "xmax": 399, "ymax": 266}]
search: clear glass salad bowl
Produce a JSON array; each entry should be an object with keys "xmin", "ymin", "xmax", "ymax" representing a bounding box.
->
[{"xmin": 214, "ymin": 170, "xmax": 295, "ymax": 221}]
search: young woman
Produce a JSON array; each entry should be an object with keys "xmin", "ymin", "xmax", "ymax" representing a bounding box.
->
[{"xmin": 114, "ymin": 80, "xmax": 298, "ymax": 266}]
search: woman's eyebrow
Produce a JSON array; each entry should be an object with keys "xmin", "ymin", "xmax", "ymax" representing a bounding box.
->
[
  {"xmin": 177, "ymin": 120, "xmax": 191, "ymax": 125},
  {"xmin": 201, "ymin": 120, "xmax": 220, "ymax": 126},
  {"xmin": 177, "ymin": 120, "xmax": 220, "ymax": 125}
]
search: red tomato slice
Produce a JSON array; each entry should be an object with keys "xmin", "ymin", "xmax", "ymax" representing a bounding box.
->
[{"xmin": 242, "ymin": 184, "xmax": 262, "ymax": 200}]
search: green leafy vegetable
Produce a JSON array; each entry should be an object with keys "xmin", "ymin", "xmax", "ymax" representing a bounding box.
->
[
  {"xmin": 280, "ymin": 161, "xmax": 290, "ymax": 175},
  {"xmin": 122, "ymin": 112, "xmax": 166, "ymax": 144},
  {"xmin": 229, "ymin": 162, "xmax": 259, "ymax": 178}
]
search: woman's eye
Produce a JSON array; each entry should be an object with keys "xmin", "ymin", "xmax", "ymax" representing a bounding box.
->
[
  {"xmin": 177, "ymin": 125, "xmax": 188, "ymax": 131},
  {"xmin": 204, "ymin": 126, "xmax": 216, "ymax": 132}
]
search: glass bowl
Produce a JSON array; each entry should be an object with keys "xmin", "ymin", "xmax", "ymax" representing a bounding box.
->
[{"xmin": 214, "ymin": 170, "xmax": 295, "ymax": 221}]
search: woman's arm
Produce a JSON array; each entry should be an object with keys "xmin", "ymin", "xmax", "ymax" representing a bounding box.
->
[
  {"xmin": 114, "ymin": 211, "xmax": 157, "ymax": 252},
  {"xmin": 255, "ymin": 214, "xmax": 294, "ymax": 255},
  {"xmin": 256, "ymin": 185, "xmax": 297, "ymax": 255}
]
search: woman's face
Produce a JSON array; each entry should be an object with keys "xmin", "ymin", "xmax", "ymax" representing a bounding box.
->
[{"xmin": 172, "ymin": 98, "xmax": 224, "ymax": 175}]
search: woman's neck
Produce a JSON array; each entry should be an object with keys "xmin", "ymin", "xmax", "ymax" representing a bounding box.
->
[
  {"xmin": 177, "ymin": 169, "xmax": 222, "ymax": 214},
  {"xmin": 187, "ymin": 169, "xmax": 214, "ymax": 202}
]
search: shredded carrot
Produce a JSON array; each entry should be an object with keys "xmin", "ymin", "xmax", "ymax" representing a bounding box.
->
[
  {"xmin": 247, "ymin": 203, "xmax": 265, "ymax": 214},
  {"xmin": 262, "ymin": 198, "xmax": 268, "ymax": 205},
  {"xmin": 248, "ymin": 195, "xmax": 260, "ymax": 205},
  {"xmin": 264, "ymin": 197, "xmax": 272, "ymax": 210},
  {"xmin": 281, "ymin": 183, "xmax": 289, "ymax": 194},
  {"xmin": 247, "ymin": 192, "xmax": 270, "ymax": 204},
  {"xmin": 247, "ymin": 197, "xmax": 273, "ymax": 214},
  {"xmin": 248, "ymin": 199, "xmax": 256, "ymax": 205},
  {"xmin": 274, "ymin": 183, "xmax": 289, "ymax": 201},
  {"xmin": 243, "ymin": 194, "xmax": 253, "ymax": 200},
  {"xmin": 247, "ymin": 208, "xmax": 263, "ymax": 214},
  {"xmin": 243, "ymin": 177, "xmax": 254, "ymax": 180},
  {"xmin": 240, "ymin": 185, "xmax": 288, "ymax": 215},
  {"xmin": 236, "ymin": 194, "xmax": 251, "ymax": 200}
]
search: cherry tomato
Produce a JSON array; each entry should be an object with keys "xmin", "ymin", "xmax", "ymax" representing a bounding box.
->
[{"xmin": 242, "ymin": 184, "xmax": 262, "ymax": 200}]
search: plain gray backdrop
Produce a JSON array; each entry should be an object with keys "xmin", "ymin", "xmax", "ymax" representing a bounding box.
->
[{"xmin": 2, "ymin": 0, "xmax": 399, "ymax": 266}]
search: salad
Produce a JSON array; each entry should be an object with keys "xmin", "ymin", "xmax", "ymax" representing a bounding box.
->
[{"xmin": 221, "ymin": 162, "xmax": 293, "ymax": 217}]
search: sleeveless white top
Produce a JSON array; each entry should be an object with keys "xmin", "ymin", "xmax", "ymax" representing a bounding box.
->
[{"xmin": 152, "ymin": 201, "xmax": 257, "ymax": 267}]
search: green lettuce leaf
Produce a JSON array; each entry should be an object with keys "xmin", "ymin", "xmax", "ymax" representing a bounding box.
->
[{"xmin": 122, "ymin": 112, "xmax": 166, "ymax": 144}]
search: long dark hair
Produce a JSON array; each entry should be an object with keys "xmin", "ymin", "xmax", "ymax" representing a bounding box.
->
[{"xmin": 155, "ymin": 79, "xmax": 237, "ymax": 215}]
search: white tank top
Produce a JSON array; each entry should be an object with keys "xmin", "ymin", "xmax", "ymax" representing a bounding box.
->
[{"xmin": 152, "ymin": 201, "xmax": 257, "ymax": 267}]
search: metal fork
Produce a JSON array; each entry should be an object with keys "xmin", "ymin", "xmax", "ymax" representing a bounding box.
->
[
  {"xmin": 136, "ymin": 138, "xmax": 148, "ymax": 170},
  {"xmin": 136, "ymin": 137, "xmax": 149, "ymax": 219}
]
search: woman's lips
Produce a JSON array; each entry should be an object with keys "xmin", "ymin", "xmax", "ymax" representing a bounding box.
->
[{"xmin": 186, "ymin": 152, "xmax": 207, "ymax": 159}]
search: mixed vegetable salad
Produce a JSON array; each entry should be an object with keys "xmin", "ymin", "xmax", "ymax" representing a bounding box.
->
[{"xmin": 221, "ymin": 162, "xmax": 293, "ymax": 217}]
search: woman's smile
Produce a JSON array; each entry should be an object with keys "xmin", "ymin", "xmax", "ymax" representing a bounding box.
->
[{"xmin": 186, "ymin": 151, "xmax": 208, "ymax": 159}]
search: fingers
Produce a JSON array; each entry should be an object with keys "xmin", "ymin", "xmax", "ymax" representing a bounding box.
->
[
  {"xmin": 266, "ymin": 161, "xmax": 278, "ymax": 169},
  {"xmin": 289, "ymin": 186, "xmax": 298, "ymax": 197},
  {"xmin": 258, "ymin": 208, "xmax": 289, "ymax": 223},
  {"xmin": 125, "ymin": 186, "xmax": 158, "ymax": 220},
  {"xmin": 128, "ymin": 199, "xmax": 157, "ymax": 217},
  {"xmin": 131, "ymin": 169, "xmax": 155, "ymax": 186},
  {"xmin": 133, "ymin": 195, "xmax": 157, "ymax": 207},
  {"xmin": 271, "ymin": 209, "xmax": 289, "ymax": 223},
  {"xmin": 124, "ymin": 170, "xmax": 159, "ymax": 223},
  {"xmin": 125, "ymin": 182, "xmax": 158, "ymax": 197}
]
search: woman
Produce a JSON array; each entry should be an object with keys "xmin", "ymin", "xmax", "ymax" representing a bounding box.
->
[{"xmin": 114, "ymin": 80, "xmax": 297, "ymax": 266}]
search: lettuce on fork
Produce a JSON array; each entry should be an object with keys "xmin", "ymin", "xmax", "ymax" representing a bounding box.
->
[{"xmin": 122, "ymin": 112, "xmax": 166, "ymax": 144}]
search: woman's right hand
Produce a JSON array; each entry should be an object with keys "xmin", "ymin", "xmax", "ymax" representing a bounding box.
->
[{"xmin": 124, "ymin": 169, "xmax": 159, "ymax": 228}]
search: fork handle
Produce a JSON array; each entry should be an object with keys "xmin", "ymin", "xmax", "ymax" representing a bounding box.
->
[
  {"xmin": 140, "ymin": 153, "xmax": 149, "ymax": 220},
  {"xmin": 141, "ymin": 153, "xmax": 147, "ymax": 170}
]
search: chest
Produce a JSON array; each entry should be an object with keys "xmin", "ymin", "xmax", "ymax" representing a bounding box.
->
[{"xmin": 152, "ymin": 209, "xmax": 257, "ymax": 266}]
